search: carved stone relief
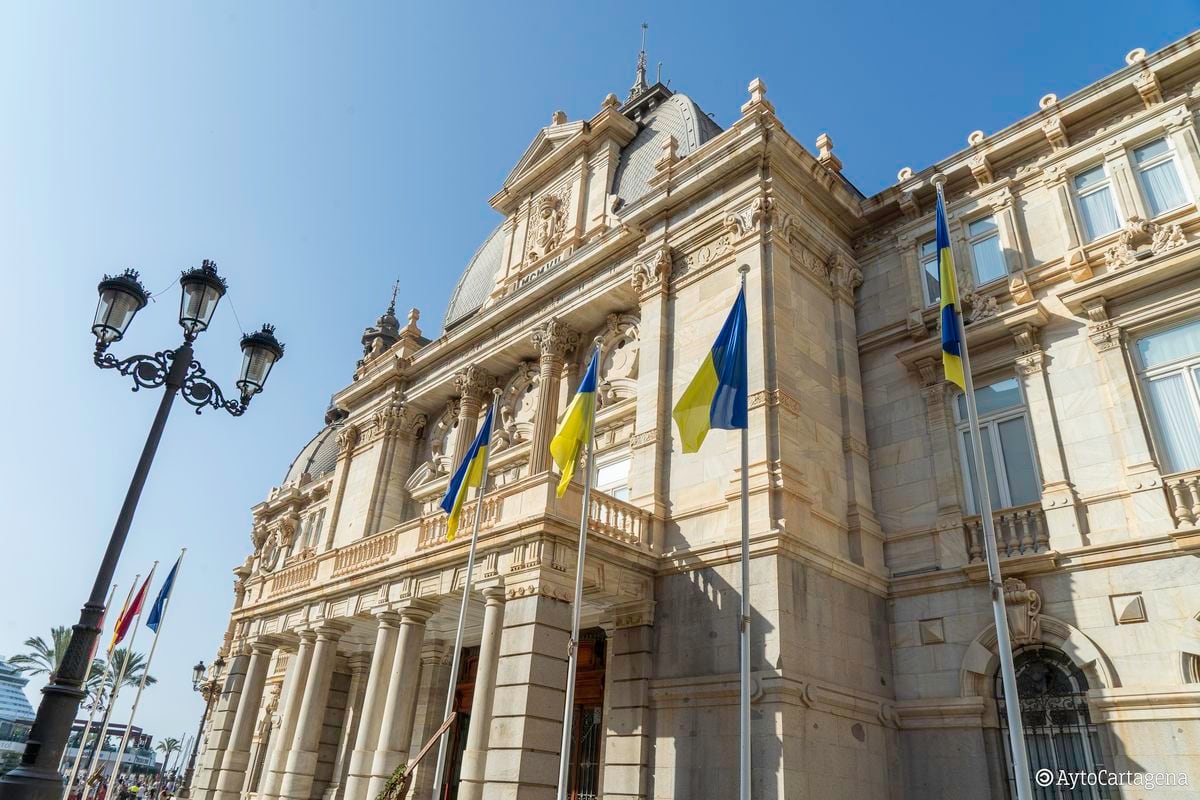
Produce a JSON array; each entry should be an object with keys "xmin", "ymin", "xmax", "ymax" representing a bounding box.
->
[
  {"xmin": 597, "ymin": 312, "xmax": 640, "ymax": 405},
  {"xmin": 494, "ymin": 361, "xmax": 541, "ymax": 453}
]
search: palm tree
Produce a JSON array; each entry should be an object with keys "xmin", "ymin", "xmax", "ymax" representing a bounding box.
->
[
  {"xmin": 93, "ymin": 648, "xmax": 156, "ymax": 693},
  {"xmin": 156, "ymin": 737, "xmax": 181, "ymax": 770},
  {"xmin": 8, "ymin": 626, "xmax": 74, "ymax": 679}
]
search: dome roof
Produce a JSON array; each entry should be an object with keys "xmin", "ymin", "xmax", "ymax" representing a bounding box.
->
[
  {"xmin": 441, "ymin": 91, "xmax": 722, "ymax": 331},
  {"xmin": 283, "ymin": 422, "xmax": 342, "ymax": 486}
]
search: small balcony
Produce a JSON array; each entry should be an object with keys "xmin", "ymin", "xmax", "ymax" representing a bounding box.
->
[{"xmin": 964, "ymin": 502, "xmax": 1050, "ymax": 563}]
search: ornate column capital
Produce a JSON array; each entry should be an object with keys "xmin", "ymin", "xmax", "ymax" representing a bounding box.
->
[
  {"xmin": 531, "ymin": 318, "xmax": 580, "ymax": 365},
  {"xmin": 453, "ymin": 364, "xmax": 496, "ymax": 404},
  {"xmin": 372, "ymin": 398, "xmax": 426, "ymax": 441},
  {"xmin": 335, "ymin": 423, "xmax": 361, "ymax": 454},
  {"xmin": 630, "ymin": 245, "xmax": 672, "ymax": 297}
]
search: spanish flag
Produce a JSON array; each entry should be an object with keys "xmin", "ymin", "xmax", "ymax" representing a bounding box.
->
[
  {"xmin": 550, "ymin": 348, "xmax": 600, "ymax": 497},
  {"xmin": 111, "ymin": 573, "xmax": 152, "ymax": 651},
  {"xmin": 937, "ymin": 190, "xmax": 966, "ymax": 390},
  {"xmin": 672, "ymin": 287, "xmax": 749, "ymax": 453},
  {"xmin": 440, "ymin": 401, "xmax": 496, "ymax": 541}
]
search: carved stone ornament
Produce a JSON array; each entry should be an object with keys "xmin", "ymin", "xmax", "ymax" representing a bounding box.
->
[
  {"xmin": 630, "ymin": 246, "xmax": 672, "ymax": 295},
  {"xmin": 373, "ymin": 399, "xmax": 425, "ymax": 440},
  {"xmin": 1003, "ymin": 577, "xmax": 1042, "ymax": 645},
  {"xmin": 336, "ymin": 424, "xmax": 360, "ymax": 454},
  {"xmin": 531, "ymin": 318, "xmax": 581, "ymax": 362},
  {"xmin": 1103, "ymin": 215, "xmax": 1186, "ymax": 269},
  {"xmin": 530, "ymin": 190, "xmax": 568, "ymax": 259},
  {"xmin": 724, "ymin": 195, "xmax": 774, "ymax": 238},
  {"xmin": 454, "ymin": 364, "xmax": 495, "ymax": 403},
  {"xmin": 415, "ymin": 400, "xmax": 459, "ymax": 481},
  {"xmin": 961, "ymin": 291, "xmax": 999, "ymax": 323},
  {"xmin": 597, "ymin": 312, "xmax": 641, "ymax": 404},
  {"xmin": 827, "ymin": 251, "xmax": 863, "ymax": 293},
  {"xmin": 494, "ymin": 361, "xmax": 540, "ymax": 454}
]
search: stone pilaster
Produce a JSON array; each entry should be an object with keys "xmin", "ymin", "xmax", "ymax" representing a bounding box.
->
[
  {"xmin": 259, "ymin": 635, "xmax": 313, "ymax": 800},
  {"xmin": 365, "ymin": 602, "xmax": 436, "ymax": 799},
  {"xmin": 365, "ymin": 395, "xmax": 426, "ymax": 535},
  {"xmin": 457, "ymin": 587, "xmax": 507, "ymax": 800},
  {"xmin": 213, "ymin": 640, "xmax": 275, "ymax": 800},
  {"xmin": 529, "ymin": 319, "xmax": 580, "ymax": 475},
  {"xmin": 628, "ymin": 245, "xmax": 671, "ymax": 551},
  {"xmin": 343, "ymin": 611, "xmax": 400, "ymax": 800},
  {"xmin": 325, "ymin": 652, "xmax": 371, "ymax": 800},
  {"xmin": 600, "ymin": 604, "xmax": 655, "ymax": 800},
  {"xmin": 325, "ymin": 423, "xmax": 362, "ymax": 546},
  {"xmin": 280, "ymin": 621, "xmax": 350, "ymax": 800},
  {"xmin": 192, "ymin": 652, "xmax": 249, "ymax": 800},
  {"xmin": 916, "ymin": 358, "xmax": 968, "ymax": 569},
  {"xmin": 404, "ymin": 639, "xmax": 453, "ymax": 800},
  {"xmin": 482, "ymin": 585, "xmax": 572, "ymax": 800}
]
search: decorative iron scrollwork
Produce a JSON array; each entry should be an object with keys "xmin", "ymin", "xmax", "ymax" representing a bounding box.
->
[{"xmin": 94, "ymin": 346, "xmax": 247, "ymax": 416}]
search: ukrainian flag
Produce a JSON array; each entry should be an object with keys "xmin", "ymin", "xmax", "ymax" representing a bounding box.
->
[
  {"xmin": 672, "ymin": 286, "xmax": 749, "ymax": 453},
  {"xmin": 936, "ymin": 191, "xmax": 966, "ymax": 390},
  {"xmin": 439, "ymin": 402, "xmax": 495, "ymax": 541},
  {"xmin": 550, "ymin": 348, "xmax": 599, "ymax": 497}
]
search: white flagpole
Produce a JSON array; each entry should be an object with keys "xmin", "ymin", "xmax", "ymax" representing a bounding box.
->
[
  {"xmin": 430, "ymin": 389, "xmax": 502, "ymax": 800},
  {"xmin": 555, "ymin": 338, "xmax": 603, "ymax": 800},
  {"xmin": 933, "ymin": 176, "xmax": 1033, "ymax": 800},
  {"xmin": 106, "ymin": 550, "xmax": 185, "ymax": 799},
  {"xmin": 83, "ymin": 562, "xmax": 157, "ymax": 800},
  {"xmin": 62, "ymin": 583, "xmax": 119, "ymax": 798},
  {"xmin": 737, "ymin": 265, "xmax": 751, "ymax": 800},
  {"xmin": 66, "ymin": 579, "xmax": 136, "ymax": 800}
]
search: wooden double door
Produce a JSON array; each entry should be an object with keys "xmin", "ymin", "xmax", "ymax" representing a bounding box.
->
[{"xmin": 440, "ymin": 629, "xmax": 607, "ymax": 800}]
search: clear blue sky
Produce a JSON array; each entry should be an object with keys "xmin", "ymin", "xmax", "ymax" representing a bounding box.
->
[{"xmin": 1, "ymin": 0, "xmax": 1195, "ymax": 747}]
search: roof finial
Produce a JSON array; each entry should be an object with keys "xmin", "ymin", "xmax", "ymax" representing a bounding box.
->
[
  {"xmin": 628, "ymin": 22, "xmax": 649, "ymax": 102},
  {"xmin": 388, "ymin": 278, "xmax": 399, "ymax": 315}
]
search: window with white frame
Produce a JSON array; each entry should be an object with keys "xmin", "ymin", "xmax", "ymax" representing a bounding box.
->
[
  {"xmin": 301, "ymin": 508, "xmax": 326, "ymax": 549},
  {"xmin": 1133, "ymin": 137, "xmax": 1189, "ymax": 217},
  {"xmin": 954, "ymin": 377, "xmax": 1042, "ymax": 514},
  {"xmin": 966, "ymin": 214, "xmax": 1007, "ymax": 286},
  {"xmin": 1072, "ymin": 163, "xmax": 1122, "ymax": 241},
  {"xmin": 593, "ymin": 454, "xmax": 631, "ymax": 501},
  {"xmin": 1135, "ymin": 318, "xmax": 1200, "ymax": 474},
  {"xmin": 919, "ymin": 238, "xmax": 940, "ymax": 306}
]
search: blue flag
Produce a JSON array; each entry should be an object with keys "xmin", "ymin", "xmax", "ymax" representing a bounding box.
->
[{"xmin": 146, "ymin": 554, "xmax": 182, "ymax": 633}]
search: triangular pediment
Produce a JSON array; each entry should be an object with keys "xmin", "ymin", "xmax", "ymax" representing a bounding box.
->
[{"xmin": 505, "ymin": 121, "xmax": 586, "ymax": 186}]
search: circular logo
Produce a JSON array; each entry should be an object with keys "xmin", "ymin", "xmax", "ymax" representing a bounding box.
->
[{"xmin": 1035, "ymin": 769, "xmax": 1054, "ymax": 787}]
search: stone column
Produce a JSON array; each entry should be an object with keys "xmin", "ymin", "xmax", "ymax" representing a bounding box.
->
[
  {"xmin": 192, "ymin": 652, "xmax": 250, "ymax": 800},
  {"xmin": 365, "ymin": 603, "xmax": 436, "ymax": 799},
  {"xmin": 343, "ymin": 612, "xmax": 400, "ymax": 800},
  {"xmin": 280, "ymin": 622, "xmax": 349, "ymax": 800},
  {"xmin": 483, "ymin": 587, "xmax": 571, "ymax": 800},
  {"xmin": 528, "ymin": 319, "xmax": 580, "ymax": 475},
  {"xmin": 260, "ymin": 633, "xmax": 315, "ymax": 800},
  {"xmin": 600, "ymin": 605, "xmax": 655, "ymax": 800},
  {"xmin": 326, "ymin": 652, "xmax": 371, "ymax": 800},
  {"xmin": 451, "ymin": 365, "xmax": 494, "ymax": 467},
  {"xmin": 456, "ymin": 588, "xmax": 507, "ymax": 800},
  {"xmin": 404, "ymin": 641, "xmax": 452, "ymax": 799},
  {"xmin": 213, "ymin": 641, "xmax": 276, "ymax": 800}
]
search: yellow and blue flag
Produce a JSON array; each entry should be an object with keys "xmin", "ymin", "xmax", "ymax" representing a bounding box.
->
[
  {"xmin": 936, "ymin": 191, "xmax": 966, "ymax": 389},
  {"xmin": 440, "ymin": 402, "xmax": 495, "ymax": 541},
  {"xmin": 672, "ymin": 287, "xmax": 749, "ymax": 453},
  {"xmin": 550, "ymin": 348, "xmax": 600, "ymax": 497}
]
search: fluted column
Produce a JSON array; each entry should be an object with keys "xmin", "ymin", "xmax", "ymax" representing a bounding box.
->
[
  {"xmin": 342, "ymin": 611, "xmax": 400, "ymax": 800},
  {"xmin": 456, "ymin": 588, "xmax": 506, "ymax": 800},
  {"xmin": 365, "ymin": 603, "xmax": 436, "ymax": 799},
  {"xmin": 529, "ymin": 318, "xmax": 580, "ymax": 475},
  {"xmin": 325, "ymin": 651, "xmax": 371, "ymax": 800},
  {"xmin": 259, "ymin": 633, "xmax": 315, "ymax": 800},
  {"xmin": 213, "ymin": 640, "xmax": 275, "ymax": 800},
  {"xmin": 451, "ymin": 365, "xmax": 494, "ymax": 467},
  {"xmin": 280, "ymin": 621, "xmax": 350, "ymax": 800}
]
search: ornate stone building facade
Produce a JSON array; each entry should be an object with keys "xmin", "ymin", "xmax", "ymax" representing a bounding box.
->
[{"xmin": 192, "ymin": 33, "xmax": 1200, "ymax": 800}]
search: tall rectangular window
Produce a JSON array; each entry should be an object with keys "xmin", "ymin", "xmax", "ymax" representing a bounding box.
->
[
  {"xmin": 967, "ymin": 215, "xmax": 1006, "ymax": 285},
  {"xmin": 920, "ymin": 238, "xmax": 940, "ymax": 306},
  {"xmin": 594, "ymin": 454, "xmax": 631, "ymax": 501},
  {"xmin": 1133, "ymin": 138, "xmax": 1188, "ymax": 217},
  {"xmin": 955, "ymin": 377, "xmax": 1042, "ymax": 514},
  {"xmin": 1136, "ymin": 319, "xmax": 1200, "ymax": 473},
  {"xmin": 1073, "ymin": 164, "xmax": 1122, "ymax": 241}
]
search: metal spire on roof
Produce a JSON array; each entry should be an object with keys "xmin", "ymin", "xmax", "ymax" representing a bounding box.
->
[
  {"xmin": 628, "ymin": 22, "xmax": 649, "ymax": 102},
  {"xmin": 387, "ymin": 278, "xmax": 399, "ymax": 315}
]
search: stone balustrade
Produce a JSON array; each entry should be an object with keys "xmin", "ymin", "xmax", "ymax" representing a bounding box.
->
[
  {"xmin": 418, "ymin": 493, "xmax": 504, "ymax": 549},
  {"xmin": 964, "ymin": 503, "xmax": 1049, "ymax": 562},
  {"xmin": 269, "ymin": 559, "xmax": 319, "ymax": 596},
  {"xmin": 1165, "ymin": 468, "xmax": 1200, "ymax": 526},
  {"xmin": 587, "ymin": 491, "xmax": 650, "ymax": 547},
  {"xmin": 333, "ymin": 529, "xmax": 400, "ymax": 576}
]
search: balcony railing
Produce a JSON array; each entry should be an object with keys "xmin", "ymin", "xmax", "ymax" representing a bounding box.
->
[
  {"xmin": 965, "ymin": 503, "xmax": 1049, "ymax": 562},
  {"xmin": 588, "ymin": 491, "xmax": 650, "ymax": 548},
  {"xmin": 333, "ymin": 529, "xmax": 399, "ymax": 577},
  {"xmin": 1165, "ymin": 469, "xmax": 1200, "ymax": 526},
  {"xmin": 269, "ymin": 559, "xmax": 318, "ymax": 596},
  {"xmin": 417, "ymin": 493, "xmax": 504, "ymax": 550}
]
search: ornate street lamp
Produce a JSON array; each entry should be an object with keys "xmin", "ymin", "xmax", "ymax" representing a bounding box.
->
[
  {"xmin": 0, "ymin": 262, "xmax": 281, "ymax": 800},
  {"xmin": 178, "ymin": 657, "xmax": 224, "ymax": 799}
]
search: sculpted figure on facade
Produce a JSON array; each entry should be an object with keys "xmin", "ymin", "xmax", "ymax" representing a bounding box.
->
[{"xmin": 531, "ymin": 191, "xmax": 568, "ymax": 259}]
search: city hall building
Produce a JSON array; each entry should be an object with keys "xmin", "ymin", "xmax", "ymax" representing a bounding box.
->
[{"xmin": 191, "ymin": 32, "xmax": 1200, "ymax": 800}]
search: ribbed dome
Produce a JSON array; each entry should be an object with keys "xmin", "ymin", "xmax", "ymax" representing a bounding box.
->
[
  {"xmin": 282, "ymin": 423, "xmax": 342, "ymax": 486},
  {"xmin": 440, "ymin": 92, "xmax": 722, "ymax": 331}
]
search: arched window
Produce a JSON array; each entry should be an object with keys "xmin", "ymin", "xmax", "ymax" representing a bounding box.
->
[{"xmin": 995, "ymin": 645, "xmax": 1108, "ymax": 798}]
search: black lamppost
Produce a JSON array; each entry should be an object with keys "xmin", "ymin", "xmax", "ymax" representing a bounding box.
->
[
  {"xmin": 177, "ymin": 658, "xmax": 224, "ymax": 800},
  {"xmin": 0, "ymin": 262, "xmax": 282, "ymax": 800}
]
